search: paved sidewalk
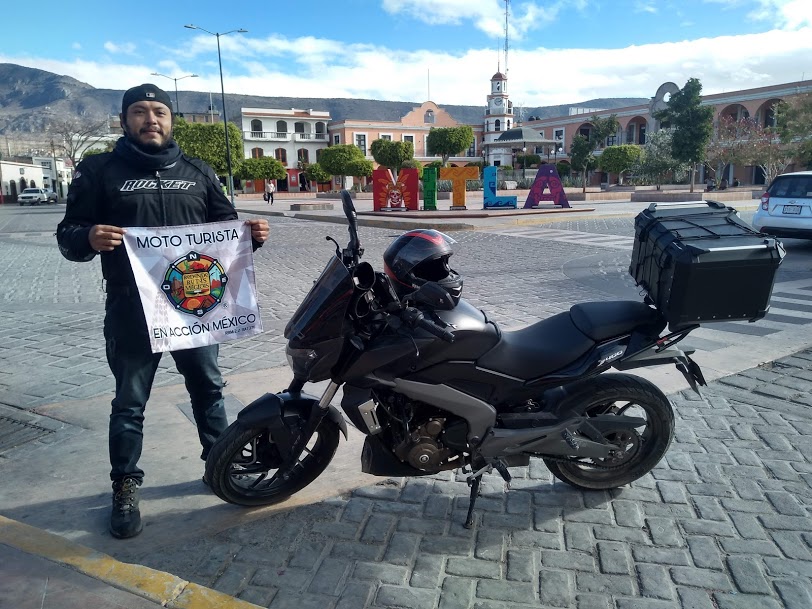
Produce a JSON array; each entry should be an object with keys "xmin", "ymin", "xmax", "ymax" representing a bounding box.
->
[{"xmin": 2, "ymin": 346, "xmax": 812, "ymax": 608}]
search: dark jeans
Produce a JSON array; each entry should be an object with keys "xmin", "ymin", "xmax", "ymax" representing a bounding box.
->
[{"xmin": 104, "ymin": 332, "xmax": 228, "ymax": 483}]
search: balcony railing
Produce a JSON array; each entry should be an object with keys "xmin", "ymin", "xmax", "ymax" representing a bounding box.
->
[
  {"xmin": 244, "ymin": 131, "xmax": 290, "ymax": 140},
  {"xmin": 294, "ymin": 132, "xmax": 328, "ymax": 141}
]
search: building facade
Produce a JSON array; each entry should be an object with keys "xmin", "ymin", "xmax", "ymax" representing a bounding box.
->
[{"xmin": 240, "ymin": 107, "xmax": 331, "ymax": 192}]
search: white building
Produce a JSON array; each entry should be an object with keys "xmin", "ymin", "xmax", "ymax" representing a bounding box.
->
[
  {"xmin": 0, "ymin": 159, "xmax": 46, "ymax": 203},
  {"xmin": 240, "ymin": 107, "xmax": 331, "ymax": 192},
  {"xmin": 483, "ymin": 72, "xmax": 514, "ymax": 166},
  {"xmin": 32, "ymin": 155, "xmax": 72, "ymax": 199}
]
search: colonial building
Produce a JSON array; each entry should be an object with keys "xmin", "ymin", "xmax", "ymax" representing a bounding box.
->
[{"xmin": 240, "ymin": 107, "xmax": 331, "ymax": 192}]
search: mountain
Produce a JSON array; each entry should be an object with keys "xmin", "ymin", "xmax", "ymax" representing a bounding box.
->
[{"xmin": 0, "ymin": 63, "xmax": 649, "ymax": 135}]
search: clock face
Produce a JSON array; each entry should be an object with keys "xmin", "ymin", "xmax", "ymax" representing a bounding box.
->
[{"xmin": 494, "ymin": 97, "xmax": 503, "ymax": 106}]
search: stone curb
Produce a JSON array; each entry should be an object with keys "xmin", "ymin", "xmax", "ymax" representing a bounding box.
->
[{"xmin": 0, "ymin": 515, "xmax": 262, "ymax": 609}]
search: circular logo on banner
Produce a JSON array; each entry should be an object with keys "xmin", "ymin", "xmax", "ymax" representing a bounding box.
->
[{"xmin": 161, "ymin": 251, "xmax": 228, "ymax": 317}]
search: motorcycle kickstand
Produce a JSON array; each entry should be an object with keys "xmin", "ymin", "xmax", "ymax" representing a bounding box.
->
[{"xmin": 464, "ymin": 475, "xmax": 482, "ymax": 529}]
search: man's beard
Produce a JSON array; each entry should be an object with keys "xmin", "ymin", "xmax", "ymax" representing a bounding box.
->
[{"xmin": 124, "ymin": 125, "xmax": 172, "ymax": 153}]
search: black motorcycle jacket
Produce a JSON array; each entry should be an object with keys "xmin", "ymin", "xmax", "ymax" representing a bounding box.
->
[{"xmin": 56, "ymin": 137, "xmax": 253, "ymax": 291}]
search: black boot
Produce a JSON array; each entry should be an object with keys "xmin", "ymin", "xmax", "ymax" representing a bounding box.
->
[{"xmin": 110, "ymin": 477, "xmax": 143, "ymax": 539}]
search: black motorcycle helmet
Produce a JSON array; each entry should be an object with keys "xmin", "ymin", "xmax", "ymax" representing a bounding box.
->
[{"xmin": 383, "ymin": 229, "xmax": 463, "ymax": 305}]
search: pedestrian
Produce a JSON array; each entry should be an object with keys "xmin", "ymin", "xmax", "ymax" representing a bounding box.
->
[
  {"xmin": 264, "ymin": 179, "xmax": 275, "ymax": 204},
  {"xmin": 56, "ymin": 83, "xmax": 270, "ymax": 540}
]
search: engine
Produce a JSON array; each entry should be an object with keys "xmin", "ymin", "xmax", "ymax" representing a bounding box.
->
[
  {"xmin": 393, "ymin": 418, "xmax": 454, "ymax": 472},
  {"xmin": 373, "ymin": 391, "xmax": 466, "ymax": 474}
]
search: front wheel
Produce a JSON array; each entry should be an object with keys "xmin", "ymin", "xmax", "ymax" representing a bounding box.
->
[
  {"xmin": 205, "ymin": 417, "xmax": 340, "ymax": 506},
  {"xmin": 542, "ymin": 373, "xmax": 674, "ymax": 490}
]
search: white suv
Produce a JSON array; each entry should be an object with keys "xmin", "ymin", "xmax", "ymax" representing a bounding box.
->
[
  {"xmin": 752, "ymin": 171, "xmax": 812, "ymax": 239},
  {"xmin": 18, "ymin": 188, "xmax": 58, "ymax": 206}
]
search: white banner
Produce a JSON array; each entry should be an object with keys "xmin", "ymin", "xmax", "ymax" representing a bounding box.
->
[{"xmin": 123, "ymin": 220, "xmax": 262, "ymax": 353}]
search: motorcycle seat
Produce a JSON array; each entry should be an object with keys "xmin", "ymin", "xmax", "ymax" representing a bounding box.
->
[
  {"xmin": 477, "ymin": 301, "xmax": 663, "ymax": 381},
  {"xmin": 570, "ymin": 301, "xmax": 664, "ymax": 342},
  {"xmin": 477, "ymin": 311, "xmax": 594, "ymax": 380}
]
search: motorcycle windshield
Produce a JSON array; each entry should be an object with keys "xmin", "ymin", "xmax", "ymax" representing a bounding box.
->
[{"xmin": 284, "ymin": 255, "xmax": 354, "ymax": 345}]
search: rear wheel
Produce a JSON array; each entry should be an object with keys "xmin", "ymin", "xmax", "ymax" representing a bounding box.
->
[
  {"xmin": 205, "ymin": 418, "xmax": 340, "ymax": 506},
  {"xmin": 542, "ymin": 373, "xmax": 674, "ymax": 490}
]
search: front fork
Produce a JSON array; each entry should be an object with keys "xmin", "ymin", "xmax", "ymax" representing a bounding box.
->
[{"xmin": 277, "ymin": 380, "xmax": 343, "ymax": 477}]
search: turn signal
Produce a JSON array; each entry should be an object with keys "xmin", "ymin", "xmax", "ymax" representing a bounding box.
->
[{"xmin": 760, "ymin": 193, "xmax": 769, "ymax": 211}]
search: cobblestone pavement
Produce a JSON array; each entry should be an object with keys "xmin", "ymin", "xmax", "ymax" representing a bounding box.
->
[
  {"xmin": 122, "ymin": 350, "xmax": 812, "ymax": 609},
  {"xmin": 4, "ymin": 204, "xmax": 812, "ymax": 608}
]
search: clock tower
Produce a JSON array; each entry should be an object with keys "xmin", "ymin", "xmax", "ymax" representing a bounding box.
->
[{"xmin": 484, "ymin": 71, "xmax": 512, "ymax": 166}]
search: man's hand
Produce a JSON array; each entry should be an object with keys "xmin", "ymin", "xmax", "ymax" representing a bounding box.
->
[
  {"xmin": 247, "ymin": 218, "xmax": 270, "ymax": 243},
  {"xmin": 89, "ymin": 225, "xmax": 126, "ymax": 252}
]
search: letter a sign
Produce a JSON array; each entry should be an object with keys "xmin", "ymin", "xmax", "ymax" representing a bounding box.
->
[{"xmin": 524, "ymin": 164, "xmax": 570, "ymax": 208}]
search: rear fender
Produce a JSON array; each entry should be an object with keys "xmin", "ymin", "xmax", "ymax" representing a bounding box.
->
[{"xmin": 237, "ymin": 392, "xmax": 348, "ymax": 454}]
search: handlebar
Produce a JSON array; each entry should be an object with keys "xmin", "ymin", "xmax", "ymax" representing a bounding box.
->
[{"xmin": 400, "ymin": 307, "xmax": 456, "ymax": 343}]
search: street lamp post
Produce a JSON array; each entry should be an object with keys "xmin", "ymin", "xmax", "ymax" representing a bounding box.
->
[
  {"xmin": 150, "ymin": 72, "xmax": 198, "ymax": 117},
  {"xmin": 522, "ymin": 146, "xmax": 526, "ymax": 180},
  {"xmin": 184, "ymin": 24, "xmax": 247, "ymax": 205}
]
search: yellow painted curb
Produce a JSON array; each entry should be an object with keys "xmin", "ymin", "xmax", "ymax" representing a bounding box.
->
[{"xmin": 0, "ymin": 515, "xmax": 261, "ymax": 609}]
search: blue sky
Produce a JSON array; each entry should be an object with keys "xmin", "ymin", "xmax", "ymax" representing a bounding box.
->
[{"xmin": 2, "ymin": 0, "xmax": 811, "ymax": 107}]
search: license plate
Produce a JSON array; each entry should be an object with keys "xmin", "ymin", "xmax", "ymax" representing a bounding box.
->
[{"xmin": 783, "ymin": 205, "xmax": 802, "ymax": 214}]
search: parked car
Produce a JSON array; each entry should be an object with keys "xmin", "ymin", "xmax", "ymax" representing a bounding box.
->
[
  {"xmin": 752, "ymin": 171, "xmax": 812, "ymax": 239},
  {"xmin": 18, "ymin": 188, "xmax": 58, "ymax": 206}
]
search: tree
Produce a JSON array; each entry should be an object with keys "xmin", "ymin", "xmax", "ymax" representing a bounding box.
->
[
  {"xmin": 743, "ymin": 123, "xmax": 795, "ymax": 186},
  {"xmin": 319, "ymin": 144, "xmax": 373, "ymax": 187},
  {"xmin": 234, "ymin": 156, "xmax": 287, "ymax": 182},
  {"xmin": 775, "ymin": 92, "xmax": 812, "ymax": 168},
  {"xmin": 568, "ymin": 114, "xmax": 619, "ymax": 192},
  {"xmin": 632, "ymin": 129, "xmax": 689, "ymax": 189},
  {"xmin": 173, "ymin": 118, "xmax": 244, "ymax": 176},
  {"xmin": 400, "ymin": 158, "xmax": 424, "ymax": 179},
  {"xmin": 370, "ymin": 139, "xmax": 414, "ymax": 173},
  {"xmin": 51, "ymin": 117, "xmax": 111, "ymax": 169},
  {"xmin": 598, "ymin": 145, "xmax": 641, "ymax": 184},
  {"xmin": 655, "ymin": 78, "xmax": 714, "ymax": 192},
  {"xmin": 426, "ymin": 126, "xmax": 474, "ymax": 165},
  {"xmin": 704, "ymin": 114, "xmax": 753, "ymax": 185},
  {"xmin": 304, "ymin": 162, "xmax": 332, "ymax": 184}
]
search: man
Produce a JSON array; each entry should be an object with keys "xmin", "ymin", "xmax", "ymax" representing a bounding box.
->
[
  {"xmin": 56, "ymin": 84, "xmax": 270, "ymax": 539},
  {"xmin": 264, "ymin": 179, "xmax": 275, "ymax": 204}
]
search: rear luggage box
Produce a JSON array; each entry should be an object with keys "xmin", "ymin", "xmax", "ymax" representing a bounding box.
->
[{"xmin": 630, "ymin": 201, "xmax": 785, "ymax": 330}]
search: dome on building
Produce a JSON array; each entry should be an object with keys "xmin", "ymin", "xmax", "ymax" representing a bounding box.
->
[{"xmin": 491, "ymin": 72, "xmax": 506, "ymax": 80}]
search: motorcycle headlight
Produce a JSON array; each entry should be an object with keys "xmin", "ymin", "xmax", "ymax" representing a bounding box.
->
[{"xmin": 285, "ymin": 345, "xmax": 319, "ymax": 376}]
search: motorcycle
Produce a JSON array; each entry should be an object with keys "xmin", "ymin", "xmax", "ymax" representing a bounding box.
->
[{"xmin": 205, "ymin": 190, "xmax": 707, "ymax": 528}]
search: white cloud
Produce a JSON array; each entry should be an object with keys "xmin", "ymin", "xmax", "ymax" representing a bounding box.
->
[
  {"xmin": 380, "ymin": 0, "xmax": 585, "ymax": 39},
  {"xmin": 751, "ymin": 0, "xmax": 812, "ymax": 28},
  {"xmin": 71, "ymin": 42, "xmax": 81, "ymax": 50},
  {"xmin": 3, "ymin": 26, "xmax": 812, "ymax": 111},
  {"xmin": 103, "ymin": 41, "xmax": 136, "ymax": 55}
]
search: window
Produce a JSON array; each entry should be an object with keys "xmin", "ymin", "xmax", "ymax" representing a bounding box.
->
[
  {"xmin": 424, "ymin": 110, "xmax": 435, "ymax": 124},
  {"xmin": 275, "ymin": 148, "xmax": 287, "ymax": 164},
  {"xmin": 495, "ymin": 119, "xmax": 501, "ymax": 132},
  {"xmin": 276, "ymin": 120, "xmax": 288, "ymax": 135},
  {"xmin": 554, "ymin": 129, "xmax": 564, "ymax": 141},
  {"xmin": 403, "ymin": 135, "xmax": 414, "ymax": 144},
  {"xmin": 606, "ymin": 135, "xmax": 617, "ymax": 147},
  {"xmin": 251, "ymin": 147, "xmax": 264, "ymax": 158},
  {"xmin": 380, "ymin": 134, "xmax": 392, "ymax": 141},
  {"xmin": 355, "ymin": 134, "xmax": 367, "ymax": 155},
  {"xmin": 298, "ymin": 148, "xmax": 309, "ymax": 164},
  {"xmin": 251, "ymin": 119, "xmax": 262, "ymax": 137},
  {"xmin": 294, "ymin": 122, "xmax": 305, "ymax": 133},
  {"xmin": 333, "ymin": 134, "xmax": 340, "ymax": 145},
  {"xmin": 316, "ymin": 148, "xmax": 323, "ymax": 161},
  {"xmin": 467, "ymin": 140, "xmax": 476, "ymax": 157}
]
